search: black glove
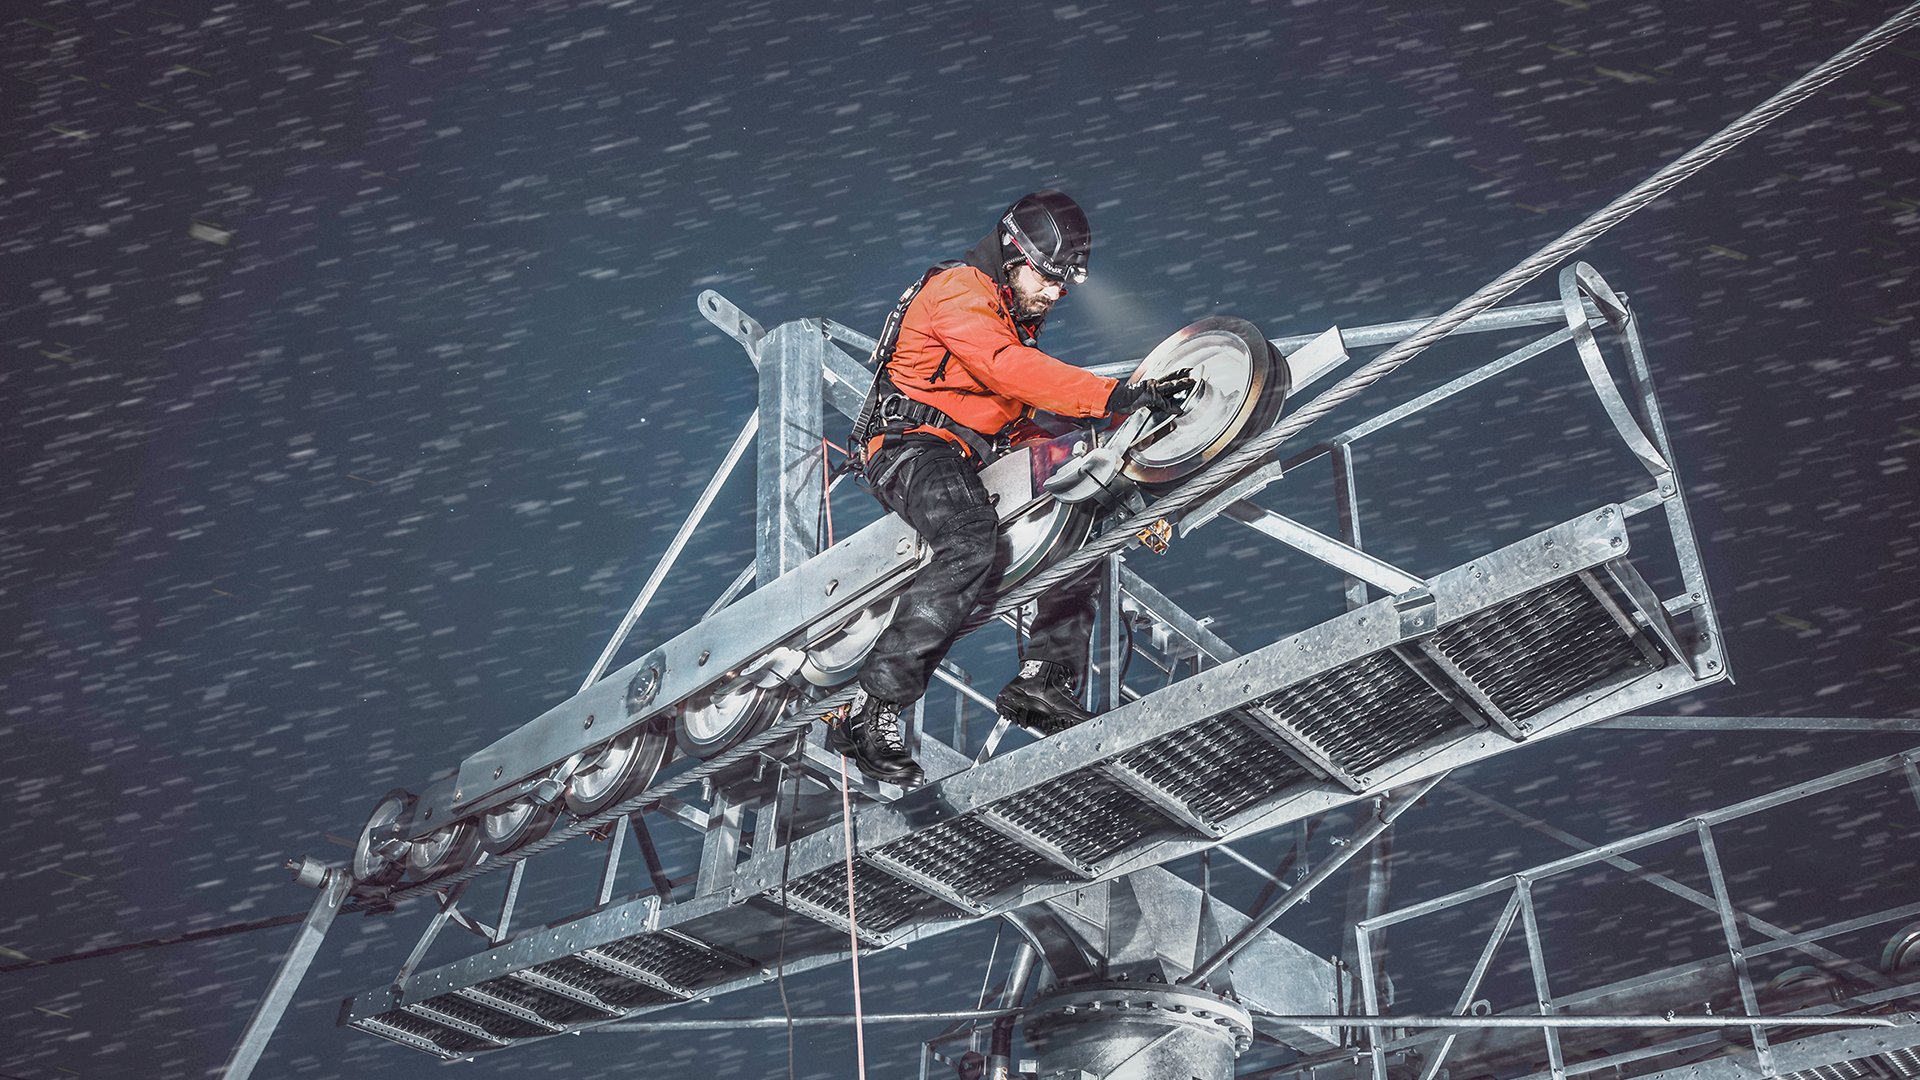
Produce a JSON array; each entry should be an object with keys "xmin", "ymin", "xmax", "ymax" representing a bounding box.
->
[{"xmin": 1106, "ymin": 368, "xmax": 1196, "ymax": 416}]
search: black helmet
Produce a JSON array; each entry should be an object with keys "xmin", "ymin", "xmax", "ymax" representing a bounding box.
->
[{"xmin": 1000, "ymin": 190, "xmax": 1090, "ymax": 285}]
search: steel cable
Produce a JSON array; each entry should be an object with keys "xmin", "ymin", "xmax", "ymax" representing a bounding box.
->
[
  {"xmin": 0, "ymin": 911, "xmax": 310, "ymax": 974},
  {"xmin": 992, "ymin": 0, "xmax": 1920, "ymax": 617}
]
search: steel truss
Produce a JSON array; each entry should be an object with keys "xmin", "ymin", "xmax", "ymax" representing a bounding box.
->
[
  {"xmin": 313, "ymin": 264, "xmax": 1730, "ymax": 1072},
  {"xmin": 231, "ymin": 262, "xmax": 1887, "ymax": 1080},
  {"xmin": 1348, "ymin": 750, "xmax": 1920, "ymax": 1080}
]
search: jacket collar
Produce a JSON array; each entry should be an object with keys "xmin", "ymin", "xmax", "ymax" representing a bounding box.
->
[{"xmin": 962, "ymin": 231, "xmax": 1045, "ymax": 333}]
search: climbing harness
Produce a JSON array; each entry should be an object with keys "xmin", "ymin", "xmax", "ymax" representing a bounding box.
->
[{"xmin": 847, "ymin": 260, "xmax": 1010, "ymax": 481}]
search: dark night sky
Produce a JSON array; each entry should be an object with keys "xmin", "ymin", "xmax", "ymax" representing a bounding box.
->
[{"xmin": 3, "ymin": 1, "xmax": 1917, "ymax": 1078}]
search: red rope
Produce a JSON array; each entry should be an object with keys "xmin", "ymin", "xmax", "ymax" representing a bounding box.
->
[
  {"xmin": 838, "ymin": 756, "xmax": 869, "ymax": 1079},
  {"xmin": 821, "ymin": 438, "xmax": 837, "ymax": 548}
]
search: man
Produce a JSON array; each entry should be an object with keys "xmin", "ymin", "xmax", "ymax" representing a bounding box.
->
[{"xmin": 833, "ymin": 190, "xmax": 1193, "ymax": 785}]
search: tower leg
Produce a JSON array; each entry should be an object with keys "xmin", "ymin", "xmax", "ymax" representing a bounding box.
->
[{"xmin": 219, "ymin": 861, "xmax": 351, "ymax": 1080}]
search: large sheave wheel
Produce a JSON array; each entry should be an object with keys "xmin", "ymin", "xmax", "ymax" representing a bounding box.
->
[
  {"xmin": 998, "ymin": 497, "xmax": 1094, "ymax": 591},
  {"xmin": 1122, "ymin": 315, "xmax": 1289, "ymax": 491},
  {"xmin": 799, "ymin": 597, "xmax": 900, "ymax": 689}
]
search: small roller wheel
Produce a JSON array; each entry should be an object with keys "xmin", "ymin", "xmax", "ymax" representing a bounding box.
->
[
  {"xmin": 799, "ymin": 597, "xmax": 899, "ymax": 689},
  {"xmin": 677, "ymin": 682, "xmax": 789, "ymax": 759},
  {"xmin": 563, "ymin": 723, "xmax": 672, "ymax": 818},
  {"xmin": 1884, "ymin": 921, "xmax": 1920, "ymax": 974},
  {"xmin": 475, "ymin": 795, "xmax": 561, "ymax": 856},
  {"xmin": 350, "ymin": 788, "xmax": 416, "ymax": 887},
  {"xmin": 404, "ymin": 818, "xmax": 479, "ymax": 882}
]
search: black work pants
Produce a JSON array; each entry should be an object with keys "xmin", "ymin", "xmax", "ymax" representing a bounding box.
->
[{"xmin": 856, "ymin": 439, "xmax": 1098, "ymax": 705}]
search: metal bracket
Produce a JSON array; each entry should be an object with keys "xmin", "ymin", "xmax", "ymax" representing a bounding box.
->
[
  {"xmin": 1394, "ymin": 587, "xmax": 1438, "ymax": 638},
  {"xmin": 1281, "ymin": 324, "xmax": 1352, "ymax": 393},
  {"xmin": 698, "ymin": 289, "xmax": 768, "ymax": 365},
  {"xmin": 1558, "ymin": 263, "xmax": 1671, "ymax": 479}
]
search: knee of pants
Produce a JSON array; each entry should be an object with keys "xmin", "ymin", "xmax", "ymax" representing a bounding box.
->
[{"xmin": 932, "ymin": 506, "xmax": 998, "ymax": 579}]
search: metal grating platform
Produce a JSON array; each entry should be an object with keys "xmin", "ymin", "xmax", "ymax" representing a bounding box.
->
[
  {"xmin": 344, "ymin": 504, "xmax": 1723, "ymax": 1058},
  {"xmin": 1257, "ymin": 649, "xmax": 1470, "ymax": 779},
  {"xmin": 869, "ymin": 814, "xmax": 1069, "ymax": 909},
  {"xmin": 985, "ymin": 770, "xmax": 1185, "ymax": 869},
  {"xmin": 783, "ymin": 856, "xmax": 957, "ymax": 936},
  {"xmin": 1429, "ymin": 574, "xmax": 1657, "ymax": 720},
  {"xmin": 1114, "ymin": 711, "xmax": 1313, "ymax": 823}
]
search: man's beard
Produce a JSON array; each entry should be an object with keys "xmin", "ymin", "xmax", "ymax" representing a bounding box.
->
[{"xmin": 1010, "ymin": 286, "xmax": 1053, "ymax": 321}]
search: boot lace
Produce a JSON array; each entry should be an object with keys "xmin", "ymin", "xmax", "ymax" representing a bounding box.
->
[{"xmin": 869, "ymin": 702, "xmax": 907, "ymax": 753}]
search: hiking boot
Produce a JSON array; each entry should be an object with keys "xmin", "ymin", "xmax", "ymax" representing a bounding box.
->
[
  {"xmin": 849, "ymin": 688, "xmax": 921, "ymax": 786},
  {"xmin": 995, "ymin": 659, "xmax": 1094, "ymax": 735}
]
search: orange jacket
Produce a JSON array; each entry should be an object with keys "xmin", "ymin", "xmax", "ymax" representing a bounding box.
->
[{"xmin": 885, "ymin": 265, "xmax": 1117, "ymax": 453}]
